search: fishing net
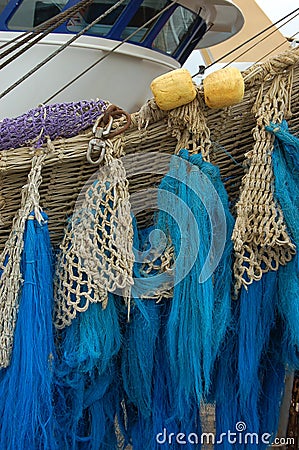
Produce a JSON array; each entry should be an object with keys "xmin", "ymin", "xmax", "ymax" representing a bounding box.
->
[
  {"xmin": 0, "ymin": 50, "xmax": 298, "ymax": 266},
  {"xmin": 0, "ymin": 46, "xmax": 298, "ymax": 448},
  {"xmin": 54, "ymin": 139, "xmax": 134, "ymax": 329},
  {"xmin": 1, "ymin": 48, "xmax": 298, "ymax": 257},
  {"xmin": 0, "ymin": 46, "xmax": 297, "ymax": 352},
  {"xmin": 0, "ymin": 99, "xmax": 108, "ymax": 150},
  {"xmin": 0, "ymin": 153, "xmax": 46, "ymax": 367},
  {"xmin": 232, "ymin": 69, "xmax": 296, "ymax": 293}
]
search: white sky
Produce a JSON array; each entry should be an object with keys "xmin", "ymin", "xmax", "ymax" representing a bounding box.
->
[{"xmin": 255, "ymin": 0, "xmax": 298, "ymax": 37}]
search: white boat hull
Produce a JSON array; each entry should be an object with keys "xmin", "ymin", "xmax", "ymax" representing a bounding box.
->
[{"xmin": 0, "ymin": 33, "xmax": 180, "ymax": 120}]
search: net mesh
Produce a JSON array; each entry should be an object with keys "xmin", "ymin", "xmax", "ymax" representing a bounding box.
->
[
  {"xmin": 54, "ymin": 139, "xmax": 134, "ymax": 329},
  {"xmin": 232, "ymin": 70, "xmax": 296, "ymax": 293},
  {"xmin": 0, "ymin": 100, "xmax": 108, "ymax": 150}
]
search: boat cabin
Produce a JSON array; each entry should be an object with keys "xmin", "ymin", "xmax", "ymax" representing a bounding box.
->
[{"xmin": 0, "ymin": 0, "xmax": 243, "ymax": 64}]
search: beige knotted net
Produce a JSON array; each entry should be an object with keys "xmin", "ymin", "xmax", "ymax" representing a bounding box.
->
[
  {"xmin": 232, "ymin": 66, "xmax": 296, "ymax": 293},
  {"xmin": 0, "ymin": 152, "xmax": 45, "ymax": 368},
  {"xmin": 138, "ymin": 91, "xmax": 211, "ymax": 159},
  {"xmin": 54, "ymin": 138, "xmax": 134, "ymax": 329}
]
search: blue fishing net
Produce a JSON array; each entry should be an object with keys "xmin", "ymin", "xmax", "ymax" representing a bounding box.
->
[{"xmin": 0, "ymin": 99, "xmax": 107, "ymax": 150}]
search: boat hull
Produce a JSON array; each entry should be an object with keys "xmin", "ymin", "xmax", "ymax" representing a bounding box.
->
[{"xmin": 0, "ymin": 33, "xmax": 180, "ymax": 119}]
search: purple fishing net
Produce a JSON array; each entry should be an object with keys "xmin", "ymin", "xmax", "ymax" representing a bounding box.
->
[{"xmin": 0, "ymin": 100, "xmax": 108, "ymax": 150}]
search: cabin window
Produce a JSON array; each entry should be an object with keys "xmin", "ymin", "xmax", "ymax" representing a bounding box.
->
[
  {"xmin": 67, "ymin": 0, "xmax": 128, "ymax": 36},
  {"xmin": 120, "ymin": 0, "xmax": 168, "ymax": 42},
  {"xmin": 0, "ymin": 0, "xmax": 9, "ymax": 16},
  {"xmin": 7, "ymin": 0, "xmax": 68, "ymax": 30},
  {"xmin": 152, "ymin": 6, "xmax": 197, "ymax": 55}
]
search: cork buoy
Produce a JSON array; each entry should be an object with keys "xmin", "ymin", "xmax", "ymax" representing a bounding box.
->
[
  {"xmin": 150, "ymin": 68, "xmax": 197, "ymax": 111},
  {"xmin": 203, "ymin": 67, "xmax": 245, "ymax": 109}
]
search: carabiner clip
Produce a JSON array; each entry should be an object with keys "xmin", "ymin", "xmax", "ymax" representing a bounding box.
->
[
  {"xmin": 87, "ymin": 139, "xmax": 106, "ymax": 165},
  {"xmin": 102, "ymin": 115, "xmax": 114, "ymax": 137}
]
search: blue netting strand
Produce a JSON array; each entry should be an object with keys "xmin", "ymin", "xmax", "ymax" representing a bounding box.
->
[
  {"xmin": 54, "ymin": 297, "xmax": 122, "ymax": 449},
  {"xmin": 215, "ymin": 273, "xmax": 286, "ymax": 450},
  {"xmin": 214, "ymin": 121, "xmax": 299, "ymax": 449},
  {"xmin": 267, "ymin": 120, "xmax": 299, "ymax": 361},
  {"xmin": 0, "ymin": 212, "xmax": 57, "ymax": 449},
  {"xmin": 154, "ymin": 150, "xmax": 234, "ymax": 420}
]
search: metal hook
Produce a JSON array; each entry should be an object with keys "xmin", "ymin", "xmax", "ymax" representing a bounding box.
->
[{"xmin": 87, "ymin": 139, "xmax": 106, "ymax": 165}]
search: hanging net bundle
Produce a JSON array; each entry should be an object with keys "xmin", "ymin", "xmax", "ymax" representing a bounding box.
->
[
  {"xmin": 0, "ymin": 152, "xmax": 46, "ymax": 367},
  {"xmin": 54, "ymin": 138, "xmax": 134, "ymax": 329},
  {"xmin": 0, "ymin": 46, "xmax": 298, "ymax": 448},
  {"xmin": 232, "ymin": 68, "xmax": 296, "ymax": 293}
]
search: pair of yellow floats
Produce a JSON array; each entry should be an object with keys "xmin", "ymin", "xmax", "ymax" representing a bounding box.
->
[{"xmin": 151, "ymin": 66, "xmax": 245, "ymax": 110}]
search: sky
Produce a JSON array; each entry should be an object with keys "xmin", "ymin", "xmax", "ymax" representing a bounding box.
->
[
  {"xmin": 184, "ymin": 0, "xmax": 298, "ymax": 75},
  {"xmin": 255, "ymin": 0, "xmax": 298, "ymax": 37}
]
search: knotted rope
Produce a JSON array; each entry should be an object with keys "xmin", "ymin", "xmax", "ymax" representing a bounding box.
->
[{"xmin": 137, "ymin": 91, "xmax": 212, "ymax": 159}]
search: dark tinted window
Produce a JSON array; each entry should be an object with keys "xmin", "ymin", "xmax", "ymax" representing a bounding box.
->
[
  {"xmin": 152, "ymin": 6, "xmax": 197, "ymax": 55},
  {"xmin": 121, "ymin": 0, "xmax": 168, "ymax": 42},
  {"xmin": 67, "ymin": 0, "xmax": 128, "ymax": 36},
  {"xmin": 8, "ymin": 0, "xmax": 68, "ymax": 30}
]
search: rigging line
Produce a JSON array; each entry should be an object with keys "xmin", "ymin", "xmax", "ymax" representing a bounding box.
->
[
  {"xmin": 44, "ymin": 1, "xmax": 177, "ymax": 104},
  {"xmin": 0, "ymin": 15, "xmax": 61, "ymax": 52},
  {"xmin": 0, "ymin": 0, "xmax": 95, "ymax": 63},
  {"xmin": 0, "ymin": 0, "xmax": 127, "ymax": 102},
  {"xmin": 0, "ymin": 30, "xmax": 39, "ymax": 51},
  {"xmin": 192, "ymin": 7, "xmax": 299, "ymax": 77},
  {"xmin": 221, "ymin": 12, "xmax": 299, "ymax": 70},
  {"xmin": 247, "ymin": 30, "xmax": 299, "ymax": 70},
  {"xmin": 0, "ymin": 0, "xmax": 93, "ymax": 55},
  {"xmin": 196, "ymin": 7, "xmax": 299, "ymax": 75}
]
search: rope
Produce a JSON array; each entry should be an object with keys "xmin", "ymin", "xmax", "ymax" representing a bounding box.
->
[
  {"xmin": 0, "ymin": 0, "xmax": 127, "ymax": 102},
  {"xmin": 221, "ymin": 13, "xmax": 299, "ymax": 71},
  {"xmin": 243, "ymin": 46, "xmax": 299, "ymax": 85},
  {"xmin": 0, "ymin": 0, "xmax": 95, "ymax": 63},
  {"xmin": 43, "ymin": 1, "xmax": 176, "ymax": 104},
  {"xmin": 192, "ymin": 7, "xmax": 299, "ymax": 77},
  {"xmin": 0, "ymin": 152, "xmax": 46, "ymax": 367},
  {"xmin": 247, "ymin": 31, "xmax": 299, "ymax": 70}
]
